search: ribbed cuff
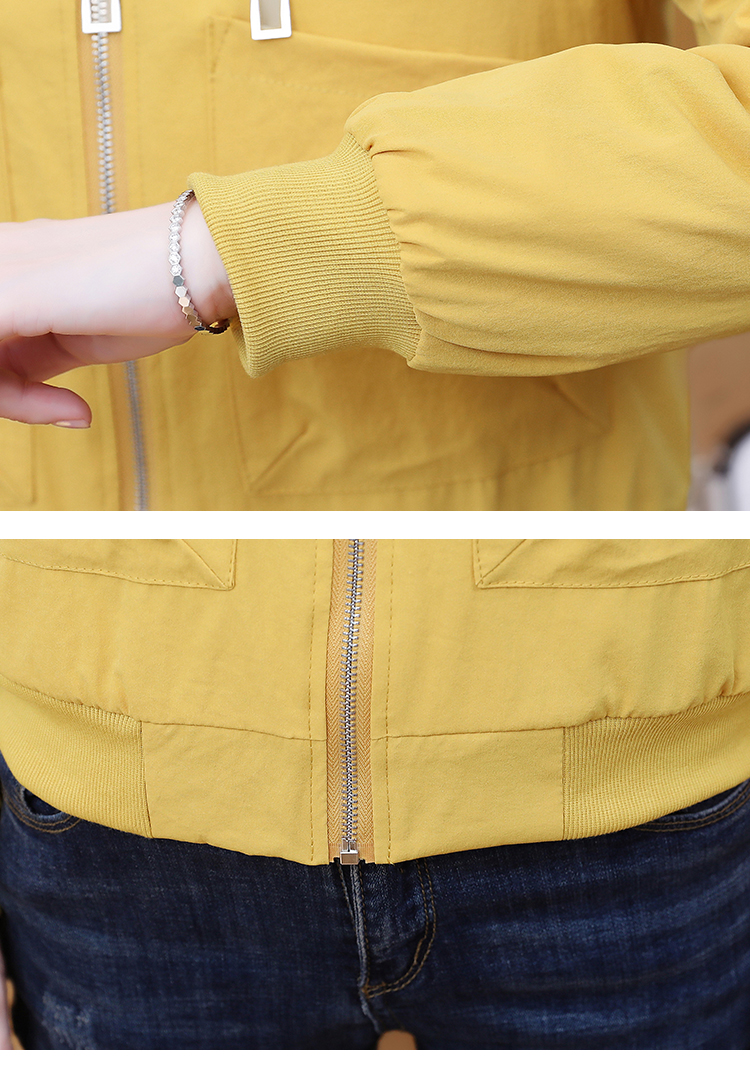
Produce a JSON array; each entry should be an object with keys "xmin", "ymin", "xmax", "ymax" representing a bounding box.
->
[{"xmin": 189, "ymin": 134, "xmax": 420, "ymax": 378}]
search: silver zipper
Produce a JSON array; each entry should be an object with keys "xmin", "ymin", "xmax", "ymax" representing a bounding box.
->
[
  {"xmin": 83, "ymin": 1, "xmax": 149, "ymax": 511},
  {"xmin": 339, "ymin": 539, "xmax": 364, "ymax": 864},
  {"xmin": 88, "ymin": 22, "xmax": 116, "ymax": 214}
]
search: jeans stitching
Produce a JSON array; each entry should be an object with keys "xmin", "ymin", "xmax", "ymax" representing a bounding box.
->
[
  {"xmin": 348, "ymin": 864, "xmax": 381, "ymax": 1036},
  {"xmin": 4, "ymin": 792, "xmax": 80, "ymax": 833},
  {"xmin": 364, "ymin": 860, "xmax": 428, "ymax": 996},
  {"xmin": 384, "ymin": 858, "xmax": 438, "ymax": 995},
  {"xmin": 357, "ymin": 865, "xmax": 373, "ymax": 993},
  {"xmin": 366, "ymin": 858, "xmax": 437, "ymax": 998},
  {"xmin": 635, "ymin": 779, "xmax": 750, "ymax": 833},
  {"xmin": 335, "ymin": 860, "xmax": 356, "ymax": 927}
]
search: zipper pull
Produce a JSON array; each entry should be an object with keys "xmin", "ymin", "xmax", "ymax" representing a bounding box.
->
[
  {"xmin": 339, "ymin": 839, "xmax": 360, "ymax": 865},
  {"xmin": 81, "ymin": 0, "xmax": 122, "ymax": 34},
  {"xmin": 250, "ymin": 0, "xmax": 292, "ymax": 40}
]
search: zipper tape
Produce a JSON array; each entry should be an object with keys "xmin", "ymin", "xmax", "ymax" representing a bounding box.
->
[{"xmin": 326, "ymin": 540, "xmax": 376, "ymax": 864}]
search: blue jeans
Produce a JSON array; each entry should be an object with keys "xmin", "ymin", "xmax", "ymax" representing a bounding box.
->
[{"xmin": 1, "ymin": 751, "xmax": 749, "ymax": 1050}]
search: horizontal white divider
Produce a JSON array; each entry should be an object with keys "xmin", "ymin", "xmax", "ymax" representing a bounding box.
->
[{"xmin": 1, "ymin": 511, "xmax": 747, "ymax": 540}]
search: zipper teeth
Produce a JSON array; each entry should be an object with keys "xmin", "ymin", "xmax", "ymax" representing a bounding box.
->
[
  {"xmin": 89, "ymin": 3, "xmax": 149, "ymax": 510},
  {"xmin": 340, "ymin": 539, "xmax": 364, "ymax": 850},
  {"xmin": 91, "ymin": 28, "xmax": 116, "ymax": 214}
]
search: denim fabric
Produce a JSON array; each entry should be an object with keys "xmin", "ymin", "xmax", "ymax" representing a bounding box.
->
[{"xmin": 1, "ymin": 750, "xmax": 749, "ymax": 1050}]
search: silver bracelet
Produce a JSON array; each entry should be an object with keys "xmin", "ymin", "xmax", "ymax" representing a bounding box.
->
[{"xmin": 169, "ymin": 190, "xmax": 230, "ymax": 334}]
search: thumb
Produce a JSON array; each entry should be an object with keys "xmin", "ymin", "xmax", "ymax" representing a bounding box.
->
[{"xmin": 0, "ymin": 374, "xmax": 92, "ymax": 427}]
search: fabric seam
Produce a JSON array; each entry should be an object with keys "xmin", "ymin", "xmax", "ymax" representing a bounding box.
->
[
  {"xmin": 0, "ymin": 553, "xmax": 233, "ymax": 588},
  {"xmin": 0, "ymin": 671, "xmax": 324, "ymax": 745},
  {"xmin": 307, "ymin": 540, "xmax": 318, "ymax": 863},
  {"xmin": 385, "ymin": 540, "xmax": 394, "ymax": 864},
  {"xmin": 474, "ymin": 537, "xmax": 526, "ymax": 584},
  {"xmin": 138, "ymin": 719, "xmax": 154, "ymax": 837},
  {"xmin": 181, "ymin": 538, "xmax": 237, "ymax": 587},
  {"xmin": 3, "ymin": 669, "xmax": 747, "ymax": 741}
]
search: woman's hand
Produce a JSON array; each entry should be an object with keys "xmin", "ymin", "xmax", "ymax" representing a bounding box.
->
[
  {"xmin": 0, "ymin": 950, "xmax": 12, "ymax": 1050},
  {"xmin": 0, "ymin": 200, "xmax": 235, "ymax": 427}
]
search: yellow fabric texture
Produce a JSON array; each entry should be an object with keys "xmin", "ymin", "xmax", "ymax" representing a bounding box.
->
[
  {"xmin": 0, "ymin": 0, "xmax": 741, "ymax": 509},
  {"xmin": 1, "ymin": 539, "xmax": 750, "ymax": 865}
]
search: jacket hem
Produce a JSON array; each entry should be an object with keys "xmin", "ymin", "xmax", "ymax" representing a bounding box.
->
[
  {"xmin": 2, "ymin": 682, "xmax": 749, "ymax": 865},
  {"xmin": 562, "ymin": 691, "xmax": 750, "ymax": 838},
  {"xmin": 0, "ymin": 675, "xmax": 151, "ymax": 839}
]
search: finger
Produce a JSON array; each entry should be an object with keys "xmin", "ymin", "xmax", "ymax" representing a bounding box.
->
[
  {"xmin": 0, "ymin": 371, "xmax": 92, "ymax": 426},
  {"xmin": 0, "ymin": 331, "xmax": 188, "ymax": 383},
  {"xmin": 0, "ymin": 333, "xmax": 85, "ymax": 383},
  {"xmin": 0, "ymin": 952, "xmax": 13, "ymax": 1050}
]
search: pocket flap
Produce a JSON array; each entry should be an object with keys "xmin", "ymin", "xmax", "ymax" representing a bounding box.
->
[
  {"xmin": 0, "ymin": 540, "xmax": 236, "ymax": 589},
  {"xmin": 473, "ymin": 540, "xmax": 750, "ymax": 588}
]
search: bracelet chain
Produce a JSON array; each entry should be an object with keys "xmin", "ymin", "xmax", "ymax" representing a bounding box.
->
[{"xmin": 169, "ymin": 190, "xmax": 230, "ymax": 335}]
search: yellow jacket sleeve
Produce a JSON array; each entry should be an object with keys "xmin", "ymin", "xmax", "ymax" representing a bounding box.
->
[
  {"xmin": 191, "ymin": 32, "xmax": 750, "ymax": 378},
  {"xmin": 672, "ymin": 0, "xmax": 750, "ymax": 45}
]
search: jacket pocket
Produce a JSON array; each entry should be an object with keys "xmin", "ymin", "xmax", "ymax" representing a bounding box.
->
[
  {"xmin": 206, "ymin": 19, "xmax": 610, "ymax": 499},
  {"xmin": 207, "ymin": 17, "xmax": 516, "ymax": 173},
  {"xmin": 0, "ymin": 540, "xmax": 237, "ymax": 589},
  {"xmin": 473, "ymin": 540, "xmax": 750, "ymax": 589}
]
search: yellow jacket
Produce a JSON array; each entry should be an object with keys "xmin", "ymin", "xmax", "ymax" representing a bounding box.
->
[
  {"xmin": 3, "ymin": 1, "xmax": 750, "ymax": 509},
  {"xmin": 1, "ymin": 539, "xmax": 749, "ymax": 864}
]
